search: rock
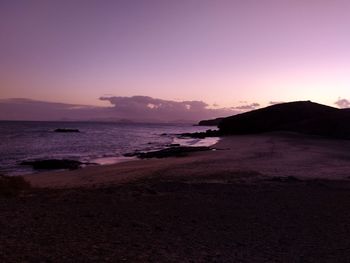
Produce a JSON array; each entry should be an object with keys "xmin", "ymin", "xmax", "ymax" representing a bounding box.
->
[
  {"xmin": 54, "ymin": 128, "xmax": 80, "ymax": 133},
  {"xmin": 124, "ymin": 146, "xmax": 211, "ymax": 159},
  {"xmin": 20, "ymin": 159, "xmax": 84, "ymax": 170},
  {"xmin": 180, "ymin": 129, "xmax": 221, "ymax": 138},
  {"xmin": 0, "ymin": 175, "xmax": 31, "ymax": 197},
  {"xmin": 123, "ymin": 151, "xmax": 140, "ymax": 157}
]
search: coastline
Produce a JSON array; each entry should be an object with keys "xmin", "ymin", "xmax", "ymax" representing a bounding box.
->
[
  {"xmin": 0, "ymin": 121, "xmax": 216, "ymax": 176},
  {"xmin": 26, "ymin": 132, "xmax": 350, "ymax": 188},
  {"xmin": 3, "ymin": 133, "xmax": 350, "ymax": 261}
]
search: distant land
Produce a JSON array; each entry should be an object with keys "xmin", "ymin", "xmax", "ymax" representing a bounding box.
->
[
  {"xmin": 199, "ymin": 101, "xmax": 350, "ymax": 139},
  {"xmin": 0, "ymin": 97, "xmax": 236, "ymax": 124}
]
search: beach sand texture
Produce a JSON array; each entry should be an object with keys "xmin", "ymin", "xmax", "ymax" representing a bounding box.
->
[{"xmin": 2, "ymin": 133, "xmax": 350, "ymax": 262}]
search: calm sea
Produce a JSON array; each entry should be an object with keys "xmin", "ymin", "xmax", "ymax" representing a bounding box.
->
[{"xmin": 0, "ymin": 121, "xmax": 218, "ymax": 176}]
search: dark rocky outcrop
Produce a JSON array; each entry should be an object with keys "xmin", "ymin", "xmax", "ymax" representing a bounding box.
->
[
  {"xmin": 218, "ymin": 101, "xmax": 350, "ymax": 139},
  {"xmin": 198, "ymin": 118, "xmax": 224, "ymax": 126},
  {"xmin": 124, "ymin": 146, "xmax": 211, "ymax": 159},
  {"xmin": 54, "ymin": 128, "xmax": 80, "ymax": 133},
  {"xmin": 20, "ymin": 159, "xmax": 85, "ymax": 170},
  {"xmin": 180, "ymin": 129, "xmax": 221, "ymax": 138},
  {"xmin": 168, "ymin": 143, "xmax": 180, "ymax": 147},
  {"xmin": 0, "ymin": 175, "xmax": 31, "ymax": 197}
]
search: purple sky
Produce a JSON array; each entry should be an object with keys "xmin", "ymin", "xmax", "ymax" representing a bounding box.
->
[{"xmin": 1, "ymin": 0, "xmax": 350, "ymax": 120}]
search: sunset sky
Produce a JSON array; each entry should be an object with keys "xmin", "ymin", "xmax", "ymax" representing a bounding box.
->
[{"xmin": 1, "ymin": 0, "xmax": 350, "ymax": 121}]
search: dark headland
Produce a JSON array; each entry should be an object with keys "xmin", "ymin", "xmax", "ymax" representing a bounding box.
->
[
  {"xmin": 196, "ymin": 101, "xmax": 350, "ymax": 139},
  {"xmin": 2, "ymin": 100, "xmax": 350, "ymax": 262},
  {"xmin": 198, "ymin": 117, "xmax": 224, "ymax": 126}
]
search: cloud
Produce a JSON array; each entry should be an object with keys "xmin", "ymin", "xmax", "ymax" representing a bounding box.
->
[
  {"xmin": 99, "ymin": 96, "xmax": 238, "ymax": 122},
  {"xmin": 334, "ymin": 98, "xmax": 350, "ymax": 109},
  {"xmin": 0, "ymin": 96, "xmax": 241, "ymax": 123},
  {"xmin": 233, "ymin": 103, "xmax": 260, "ymax": 110},
  {"xmin": 0, "ymin": 98, "xmax": 107, "ymax": 121}
]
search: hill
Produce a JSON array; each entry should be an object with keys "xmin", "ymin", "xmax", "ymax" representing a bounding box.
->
[
  {"xmin": 218, "ymin": 101, "xmax": 350, "ymax": 138},
  {"xmin": 198, "ymin": 117, "xmax": 224, "ymax": 126}
]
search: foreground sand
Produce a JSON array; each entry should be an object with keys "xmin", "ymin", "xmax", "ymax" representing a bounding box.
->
[{"xmin": 2, "ymin": 133, "xmax": 350, "ymax": 262}]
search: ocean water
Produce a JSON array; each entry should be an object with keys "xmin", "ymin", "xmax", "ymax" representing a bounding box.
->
[{"xmin": 0, "ymin": 121, "xmax": 218, "ymax": 176}]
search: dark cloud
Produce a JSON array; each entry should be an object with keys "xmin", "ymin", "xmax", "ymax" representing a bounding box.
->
[
  {"xmin": 100, "ymin": 96, "xmax": 238, "ymax": 122},
  {"xmin": 334, "ymin": 98, "xmax": 350, "ymax": 109},
  {"xmin": 233, "ymin": 103, "xmax": 260, "ymax": 110}
]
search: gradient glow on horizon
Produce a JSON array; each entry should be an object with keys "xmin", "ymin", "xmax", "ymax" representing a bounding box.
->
[{"xmin": 1, "ymin": 0, "xmax": 350, "ymax": 108}]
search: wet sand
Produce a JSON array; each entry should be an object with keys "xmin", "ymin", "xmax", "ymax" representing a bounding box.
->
[{"xmin": 2, "ymin": 133, "xmax": 350, "ymax": 262}]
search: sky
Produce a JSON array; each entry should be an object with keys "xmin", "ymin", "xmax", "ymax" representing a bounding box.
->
[{"xmin": 1, "ymin": 0, "xmax": 350, "ymax": 121}]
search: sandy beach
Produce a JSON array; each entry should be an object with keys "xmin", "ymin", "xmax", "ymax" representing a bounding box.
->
[
  {"xmin": 27, "ymin": 132, "xmax": 350, "ymax": 188},
  {"xmin": 2, "ymin": 133, "xmax": 350, "ymax": 262}
]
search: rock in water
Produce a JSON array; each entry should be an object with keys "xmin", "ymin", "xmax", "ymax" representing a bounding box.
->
[
  {"xmin": 54, "ymin": 128, "xmax": 80, "ymax": 133},
  {"xmin": 180, "ymin": 129, "xmax": 221, "ymax": 138},
  {"xmin": 124, "ymin": 146, "xmax": 211, "ymax": 159},
  {"xmin": 20, "ymin": 159, "xmax": 84, "ymax": 170}
]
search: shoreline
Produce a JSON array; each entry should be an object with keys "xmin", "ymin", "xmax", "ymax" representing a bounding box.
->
[
  {"xmin": 89, "ymin": 135, "xmax": 220, "ymax": 166},
  {"xmin": 0, "ymin": 121, "xmax": 217, "ymax": 176},
  {"xmin": 3, "ymin": 133, "xmax": 219, "ymax": 177},
  {"xmin": 25, "ymin": 132, "xmax": 350, "ymax": 188},
  {"xmin": 3, "ymin": 133, "xmax": 350, "ymax": 261}
]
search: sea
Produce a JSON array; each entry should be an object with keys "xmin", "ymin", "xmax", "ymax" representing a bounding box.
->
[{"xmin": 0, "ymin": 121, "xmax": 218, "ymax": 176}]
